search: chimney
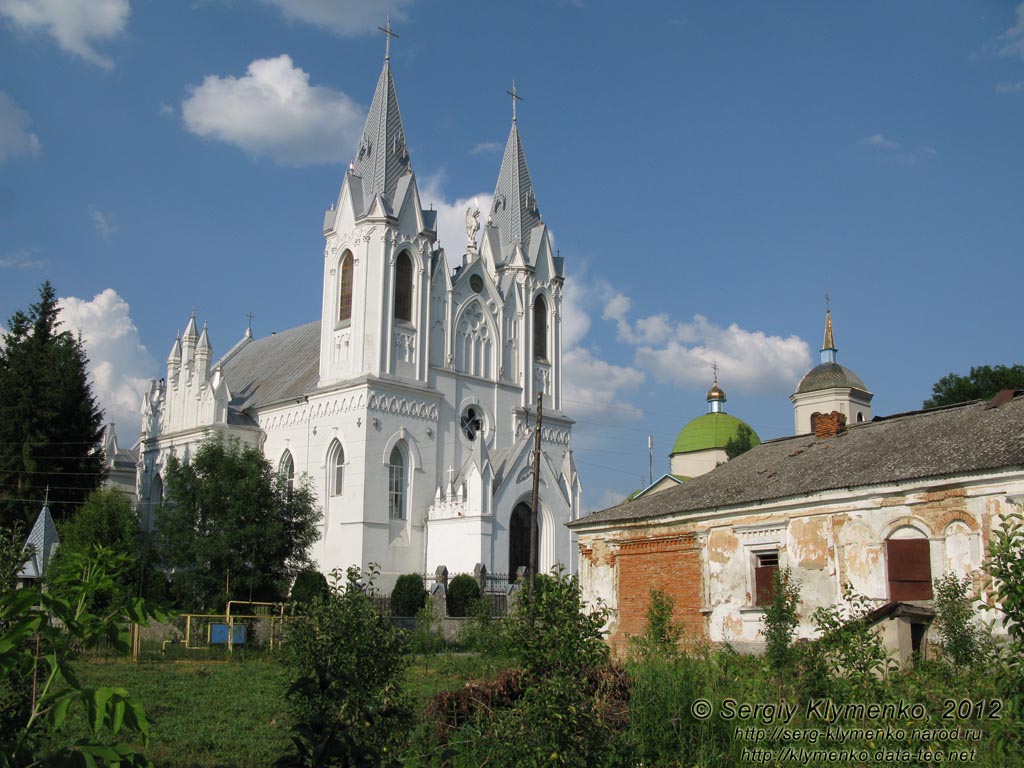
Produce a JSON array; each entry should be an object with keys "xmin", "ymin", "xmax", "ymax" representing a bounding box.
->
[{"xmin": 812, "ymin": 411, "xmax": 847, "ymax": 438}]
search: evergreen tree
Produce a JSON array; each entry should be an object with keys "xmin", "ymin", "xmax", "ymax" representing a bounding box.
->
[
  {"xmin": 156, "ymin": 437, "xmax": 321, "ymax": 611},
  {"xmin": 0, "ymin": 282, "xmax": 104, "ymax": 529},
  {"xmin": 725, "ymin": 423, "xmax": 755, "ymax": 459}
]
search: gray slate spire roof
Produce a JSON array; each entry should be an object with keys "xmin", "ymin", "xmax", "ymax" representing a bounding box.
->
[
  {"xmin": 351, "ymin": 60, "xmax": 411, "ymax": 212},
  {"xmin": 19, "ymin": 503, "xmax": 59, "ymax": 580},
  {"xmin": 490, "ymin": 122, "xmax": 541, "ymax": 254}
]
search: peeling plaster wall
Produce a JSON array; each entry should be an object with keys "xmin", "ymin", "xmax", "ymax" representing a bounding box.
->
[{"xmin": 575, "ymin": 472, "xmax": 1024, "ymax": 651}]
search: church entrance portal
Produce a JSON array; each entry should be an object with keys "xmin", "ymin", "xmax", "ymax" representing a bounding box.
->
[{"xmin": 509, "ymin": 502, "xmax": 532, "ymax": 582}]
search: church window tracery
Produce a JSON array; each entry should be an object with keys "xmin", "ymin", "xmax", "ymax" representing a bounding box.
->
[
  {"xmin": 455, "ymin": 302, "xmax": 493, "ymax": 378},
  {"xmin": 388, "ymin": 444, "xmax": 406, "ymax": 520},
  {"xmin": 461, "ymin": 406, "xmax": 483, "ymax": 441},
  {"xmin": 394, "ymin": 252, "xmax": 413, "ymax": 323},
  {"xmin": 339, "ymin": 252, "xmax": 353, "ymax": 324},
  {"xmin": 533, "ymin": 296, "xmax": 548, "ymax": 361}
]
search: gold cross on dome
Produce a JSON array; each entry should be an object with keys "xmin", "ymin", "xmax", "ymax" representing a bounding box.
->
[
  {"xmin": 507, "ymin": 80, "xmax": 523, "ymax": 122},
  {"xmin": 378, "ymin": 15, "xmax": 399, "ymax": 62},
  {"xmin": 711, "ymin": 361, "xmax": 719, "ymax": 384}
]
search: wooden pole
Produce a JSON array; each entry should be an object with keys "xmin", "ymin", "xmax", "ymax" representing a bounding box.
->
[{"xmin": 529, "ymin": 391, "xmax": 543, "ymax": 590}]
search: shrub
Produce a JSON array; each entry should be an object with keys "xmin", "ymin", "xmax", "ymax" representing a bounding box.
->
[
  {"xmin": 810, "ymin": 583, "xmax": 891, "ymax": 694},
  {"xmin": 934, "ymin": 572, "xmax": 990, "ymax": 667},
  {"xmin": 630, "ymin": 587, "xmax": 683, "ymax": 659},
  {"xmin": 290, "ymin": 569, "xmax": 329, "ymax": 605},
  {"xmin": 446, "ymin": 574, "xmax": 480, "ymax": 618},
  {"xmin": 390, "ymin": 573, "xmax": 427, "ymax": 617},
  {"xmin": 762, "ymin": 566, "xmax": 801, "ymax": 671},
  {"xmin": 277, "ymin": 565, "xmax": 411, "ymax": 767}
]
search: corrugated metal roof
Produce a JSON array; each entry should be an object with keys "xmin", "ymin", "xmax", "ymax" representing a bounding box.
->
[
  {"xmin": 571, "ymin": 393, "xmax": 1024, "ymax": 529},
  {"xmin": 220, "ymin": 321, "xmax": 321, "ymax": 412}
]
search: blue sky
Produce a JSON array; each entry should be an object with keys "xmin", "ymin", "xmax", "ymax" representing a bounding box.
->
[{"xmin": 2, "ymin": 1, "xmax": 1023, "ymax": 512}]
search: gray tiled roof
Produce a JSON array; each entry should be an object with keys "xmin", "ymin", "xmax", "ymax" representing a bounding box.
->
[
  {"xmin": 795, "ymin": 362, "xmax": 870, "ymax": 395},
  {"xmin": 490, "ymin": 122, "xmax": 542, "ymax": 256},
  {"xmin": 351, "ymin": 61, "xmax": 411, "ymax": 214},
  {"xmin": 219, "ymin": 321, "xmax": 321, "ymax": 413},
  {"xmin": 570, "ymin": 393, "xmax": 1024, "ymax": 529}
]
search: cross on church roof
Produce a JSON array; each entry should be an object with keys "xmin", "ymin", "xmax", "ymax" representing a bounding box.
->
[
  {"xmin": 378, "ymin": 15, "xmax": 399, "ymax": 62},
  {"xmin": 825, "ymin": 291, "xmax": 831, "ymax": 313},
  {"xmin": 711, "ymin": 361, "xmax": 719, "ymax": 384},
  {"xmin": 507, "ymin": 80, "xmax": 523, "ymax": 122}
]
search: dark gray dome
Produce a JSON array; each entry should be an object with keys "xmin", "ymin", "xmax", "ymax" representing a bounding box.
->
[{"xmin": 795, "ymin": 362, "xmax": 868, "ymax": 395}]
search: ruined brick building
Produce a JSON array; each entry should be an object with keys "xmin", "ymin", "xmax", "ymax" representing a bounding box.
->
[{"xmin": 571, "ymin": 313, "xmax": 1021, "ymax": 653}]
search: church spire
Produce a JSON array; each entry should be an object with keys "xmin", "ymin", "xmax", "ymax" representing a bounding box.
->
[
  {"xmin": 350, "ymin": 18, "xmax": 410, "ymax": 210},
  {"xmin": 706, "ymin": 363, "xmax": 726, "ymax": 414},
  {"xmin": 821, "ymin": 299, "xmax": 837, "ymax": 364},
  {"xmin": 489, "ymin": 83, "xmax": 542, "ymax": 253}
]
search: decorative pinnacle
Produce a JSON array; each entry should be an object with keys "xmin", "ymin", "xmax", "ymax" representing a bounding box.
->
[
  {"xmin": 378, "ymin": 15, "xmax": 399, "ymax": 62},
  {"xmin": 507, "ymin": 80, "xmax": 523, "ymax": 122}
]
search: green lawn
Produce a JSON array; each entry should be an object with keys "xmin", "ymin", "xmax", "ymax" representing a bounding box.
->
[{"xmin": 42, "ymin": 653, "xmax": 507, "ymax": 768}]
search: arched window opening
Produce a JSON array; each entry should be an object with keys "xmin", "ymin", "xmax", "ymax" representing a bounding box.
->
[
  {"xmin": 509, "ymin": 502, "xmax": 532, "ymax": 581},
  {"xmin": 339, "ymin": 252, "xmax": 353, "ymax": 323},
  {"xmin": 886, "ymin": 533, "xmax": 932, "ymax": 601},
  {"xmin": 394, "ymin": 252, "xmax": 413, "ymax": 322},
  {"xmin": 461, "ymin": 406, "xmax": 483, "ymax": 441},
  {"xmin": 533, "ymin": 296, "xmax": 548, "ymax": 361},
  {"xmin": 856, "ymin": 411, "xmax": 864, "ymax": 423},
  {"xmin": 280, "ymin": 451, "xmax": 295, "ymax": 499},
  {"xmin": 388, "ymin": 445, "xmax": 406, "ymax": 520},
  {"xmin": 150, "ymin": 474, "xmax": 163, "ymax": 504},
  {"xmin": 329, "ymin": 441, "xmax": 344, "ymax": 496}
]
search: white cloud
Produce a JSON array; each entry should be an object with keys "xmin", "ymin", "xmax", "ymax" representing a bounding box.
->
[
  {"xmin": 0, "ymin": 92, "xmax": 41, "ymax": 162},
  {"xmin": 181, "ymin": 55, "xmax": 366, "ymax": 167},
  {"xmin": 0, "ymin": 0, "xmax": 129, "ymax": 69},
  {"xmin": 860, "ymin": 133, "xmax": 899, "ymax": 150},
  {"xmin": 562, "ymin": 345, "xmax": 645, "ymax": 423},
  {"xmin": 471, "ymin": 141, "xmax": 501, "ymax": 155},
  {"xmin": 418, "ymin": 172, "xmax": 492, "ymax": 269},
  {"xmin": 259, "ymin": 0, "xmax": 414, "ymax": 36},
  {"xmin": 89, "ymin": 205, "xmax": 118, "ymax": 238},
  {"xmin": 631, "ymin": 315, "xmax": 811, "ymax": 395},
  {"xmin": 0, "ymin": 248, "xmax": 45, "ymax": 269},
  {"xmin": 998, "ymin": 2, "xmax": 1024, "ymax": 59},
  {"xmin": 997, "ymin": 80, "xmax": 1024, "ymax": 94},
  {"xmin": 58, "ymin": 289, "xmax": 157, "ymax": 444}
]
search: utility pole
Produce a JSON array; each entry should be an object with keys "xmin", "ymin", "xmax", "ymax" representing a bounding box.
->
[{"xmin": 529, "ymin": 391, "xmax": 543, "ymax": 590}]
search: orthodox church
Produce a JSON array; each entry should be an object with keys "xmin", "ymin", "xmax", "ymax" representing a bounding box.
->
[{"xmin": 137, "ymin": 39, "xmax": 581, "ymax": 586}]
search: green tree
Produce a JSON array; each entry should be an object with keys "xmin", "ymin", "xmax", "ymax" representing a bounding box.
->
[
  {"xmin": 725, "ymin": 423, "xmax": 755, "ymax": 459},
  {"xmin": 762, "ymin": 566, "xmax": 801, "ymax": 673},
  {"xmin": 0, "ymin": 282, "xmax": 105, "ymax": 529},
  {"xmin": 924, "ymin": 364, "xmax": 1024, "ymax": 408},
  {"xmin": 278, "ymin": 566, "xmax": 410, "ymax": 767},
  {"xmin": 156, "ymin": 437, "xmax": 321, "ymax": 611}
]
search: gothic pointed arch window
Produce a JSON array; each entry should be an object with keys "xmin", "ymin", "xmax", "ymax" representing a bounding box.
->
[
  {"xmin": 394, "ymin": 251, "xmax": 413, "ymax": 323},
  {"xmin": 533, "ymin": 295, "xmax": 548, "ymax": 361},
  {"xmin": 388, "ymin": 444, "xmax": 406, "ymax": 520},
  {"xmin": 455, "ymin": 301, "xmax": 494, "ymax": 378},
  {"xmin": 279, "ymin": 451, "xmax": 295, "ymax": 499},
  {"xmin": 338, "ymin": 251, "xmax": 353, "ymax": 324},
  {"xmin": 327, "ymin": 439, "xmax": 344, "ymax": 496}
]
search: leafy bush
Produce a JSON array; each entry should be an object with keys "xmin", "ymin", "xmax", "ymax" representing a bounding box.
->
[
  {"xmin": 762, "ymin": 566, "xmax": 801, "ymax": 671},
  {"xmin": 390, "ymin": 573, "xmax": 427, "ymax": 617},
  {"xmin": 810, "ymin": 582, "xmax": 891, "ymax": 695},
  {"xmin": 290, "ymin": 569, "xmax": 329, "ymax": 605},
  {"xmin": 445, "ymin": 574, "xmax": 480, "ymax": 618},
  {"xmin": 629, "ymin": 587, "xmax": 682, "ymax": 659},
  {"xmin": 934, "ymin": 571, "xmax": 989, "ymax": 666},
  {"xmin": 277, "ymin": 565, "xmax": 411, "ymax": 767},
  {"xmin": 1, "ymin": 546, "xmax": 163, "ymax": 767}
]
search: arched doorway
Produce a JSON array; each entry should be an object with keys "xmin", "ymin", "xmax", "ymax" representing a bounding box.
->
[{"xmin": 509, "ymin": 502, "xmax": 532, "ymax": 582}]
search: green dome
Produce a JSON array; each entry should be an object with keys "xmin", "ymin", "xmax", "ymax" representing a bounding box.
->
[{"xmin": 671, "ymin": 413, "xmax": 761, "ymax": 455}]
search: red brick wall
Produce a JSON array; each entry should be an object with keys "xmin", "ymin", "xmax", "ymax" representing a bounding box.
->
[{"xmin": 613, "ymin": 534, "xmax": 704, "ymax": 649}]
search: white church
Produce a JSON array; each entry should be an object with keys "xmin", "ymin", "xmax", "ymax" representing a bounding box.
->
[{"xmin": 137, "ymin": 40, "xmax": 582, "ymax": 587}]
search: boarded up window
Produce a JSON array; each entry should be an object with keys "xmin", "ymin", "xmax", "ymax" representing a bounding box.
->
[
  {"xmin": 754, "ymin": 551, "xmax": 779, "ymax": 607},
  {"xmin": 887, "ymin": 538, "xmax": 932, "ymax": 601}
]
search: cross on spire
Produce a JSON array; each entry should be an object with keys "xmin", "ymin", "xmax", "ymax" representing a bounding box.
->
[
  {"xmin": 712, "ymin": 361, "xmax": 719, "ymax": 384},
  {"xmin": 825, "ymin": 291, "xmax": 831, "ymax": 313},
  {"xmin": 507, "ymin": 80, "xmax": 523, "ymax": 122},
  {"xmin": 378, "ymin": 15, "xmax": 399, "ymax": 62}
]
